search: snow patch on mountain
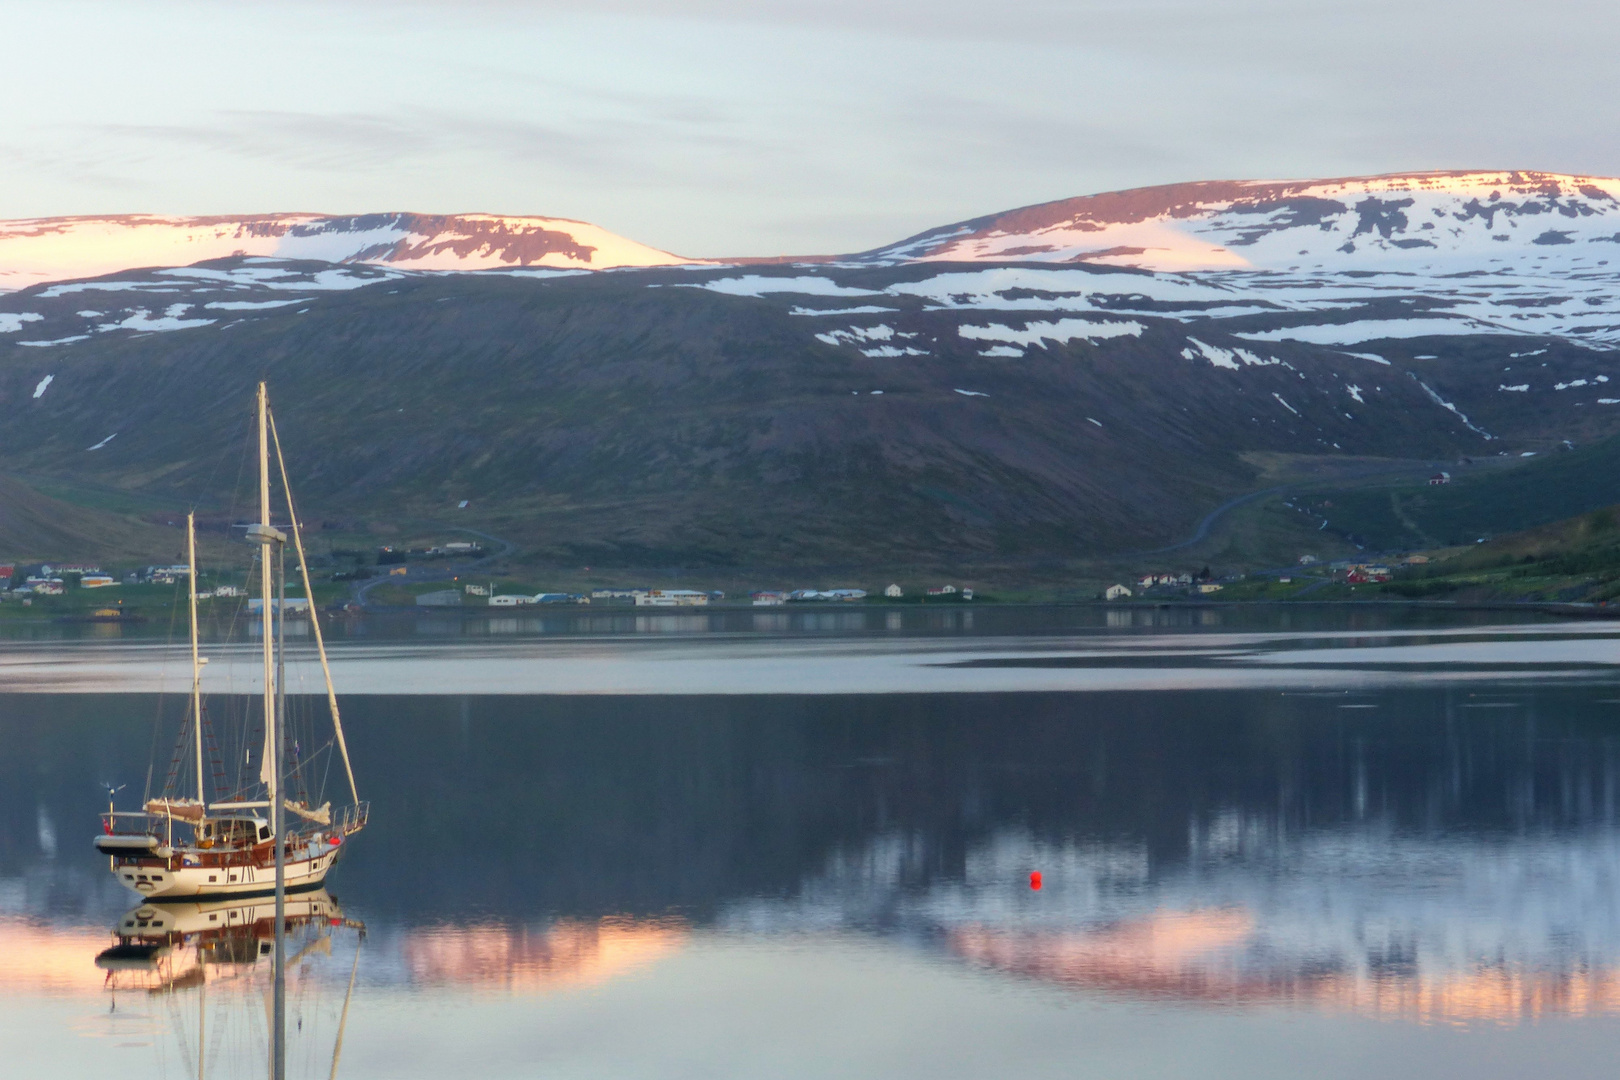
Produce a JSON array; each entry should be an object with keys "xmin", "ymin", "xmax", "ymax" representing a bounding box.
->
[
  {"xmin": 957, "ymin": 318, "xmax": 1144, "ymax": 348},
  {"xmin": 1236, "ymin": 318, "xmax": 1504, "ymax": 345},
  {"xmin": 118, "ymin": 305, "xmax": 214, "ymax": 332},
  {"xmin": 862, "ymin": 172, "xmax": 1620, "ymax": 273},
  {"xmin": 204, "ymin": 298, "xmax": 310, "ymax": 311},
  {"xmin": 0, "ymin": 312, "xmax": 42, "ymax": 333},
  {"xmin": 789, "ymin": 305, "xmax": 900, "ymax": 316},
  {"xmin": 690, "ymin": 275, "xmax": 878, "ymax": 298},
  {"xmin": 1413, "ymin": 376, "xmax": 1492, "ymax": 438},
  {"xmin": 0, "ymin": 213, "xmax": 696, "ymax": 291},
  {"xmin": 19, "ymin": 335, "xmax": 89, "ymax": 347}
]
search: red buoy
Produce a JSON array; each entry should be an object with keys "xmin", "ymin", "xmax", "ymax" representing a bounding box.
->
[{"xmin": 1029, "ymin": 871, "xmax": 1042, "ymax": 891}]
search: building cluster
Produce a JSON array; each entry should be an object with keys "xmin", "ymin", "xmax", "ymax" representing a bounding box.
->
[
  {"xmin": 749, "ymin": 584, "xmax": 970, "ymax": 605},
  {"xmin": 2, "ymin": 563, "xmax": 120, "ymax": 595},
  {"xmin": 0, "ymin": 561, "xmax": 258, "ymax": 602},
  {"xmin": 415, "ymin": 582, "xmax": 973, "ymax": 609},
  {"xmin": 137, "ymin": 564, "xmax": 193, "ymax": 585},
  {"xmin": 1105, "ymin": 569, "xmax": 1226, "ymax": 600},
  {"xmin": 377, "ymin": 542, "xmax": 484, "ymax": 565},
  {"xmin": 416, "ymin": 587, "xmax": 732, "ymax": 607}
]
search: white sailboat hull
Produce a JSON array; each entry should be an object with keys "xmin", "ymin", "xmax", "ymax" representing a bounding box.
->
[{"xmin": 107, "ymin": 842, "xmax": 346, "ymax": 900}]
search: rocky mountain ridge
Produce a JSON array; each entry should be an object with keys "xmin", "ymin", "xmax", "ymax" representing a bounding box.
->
[{"xmin": 0, "ymin": 212, "xmax": 696, "ymax": 292}]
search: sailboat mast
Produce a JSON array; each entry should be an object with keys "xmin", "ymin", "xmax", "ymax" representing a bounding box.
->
[
  {"xmin": 252, "ymin": 380, "xmax": 289, "ymax": 1080},
  {"xmin": 269, "ymin": 411, "xmax": 359, "ymax": 806},
  {"xmin": 258, "ymin": 383, "xmax": 276, "ymax": 806},
  {"xmin": 188, "ymin": 513, "xmax": 204, "ymax": 808}
]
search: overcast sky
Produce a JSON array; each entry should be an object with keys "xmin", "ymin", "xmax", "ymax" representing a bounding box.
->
[{"xmin": 2, "ymin": 0, "xmax": 1616, "ymax": 256}]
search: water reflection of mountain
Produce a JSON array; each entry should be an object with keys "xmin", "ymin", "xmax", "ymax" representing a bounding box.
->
[
  {"xmin": 720, "ymin": 823, "xmax": 1620, "ymax": 1022},
  {"xmin": 11, "ymin": 681, "xmax": 1620, "ymax": 1023},
  {"xmin": 378, "ymin": 917, "xmax": 687, "ymax": 992},
  {"xmin": 10, "ymin": 685, "xmax": 1620, "ymax": 928}
]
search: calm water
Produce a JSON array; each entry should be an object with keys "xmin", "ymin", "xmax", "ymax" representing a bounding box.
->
[{"xmin": 7, "ymin": 612, "xmax": 1620, "ymax": 1078}]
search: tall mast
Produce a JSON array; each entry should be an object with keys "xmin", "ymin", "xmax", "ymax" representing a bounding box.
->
[
  {"xmin": 247, "ymin": 381, "xmax": 290, "ymax": 1080},
  {"xmin": 257, "ymin": 383, "xmax": 276, "ymax": 798},
  {"xmin": 269, "ymin": 410, "xmax": 359, "ymax": 806},
  {"xmin": 188, "ymin": 512, "xmax": 204, "ymax": 808}
]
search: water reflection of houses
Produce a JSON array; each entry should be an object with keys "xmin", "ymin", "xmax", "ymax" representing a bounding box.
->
[{"xmin": 718, "ymin": 823, "xmax": 1620, "ymax": 1025}]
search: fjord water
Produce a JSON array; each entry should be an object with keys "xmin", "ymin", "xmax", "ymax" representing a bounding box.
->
[{"xmin": 7, "ymin": 614, "xmax": 1620, "ymax": 1078}]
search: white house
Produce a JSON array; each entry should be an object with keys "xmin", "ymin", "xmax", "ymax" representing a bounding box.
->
[
  {"xmin": 636, "ymin": 589, "xmax": 709, "ymax": 607},
  {"xmin": 246, "ymin": 597, "xmax": 311, "ymax": 613},
  {"xmin": 489, "ymin": 594, "xmax": 533, "ymax": 606},
  {"xmin": 1104, "ymin": 584, "xmax": 1132, "ymax": 600},
  {"xmin": 884, "ymin": 584, "xmax": 903, "ymax": 598}
]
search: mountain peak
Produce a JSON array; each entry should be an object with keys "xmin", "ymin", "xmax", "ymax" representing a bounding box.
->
[
  {"xmin": 861, "ymin": 171, "xmax": 1620, "ymax": 272},
  {"xmin": 0, "ymin": 212, "xmax": 698, "ymax": 291}
]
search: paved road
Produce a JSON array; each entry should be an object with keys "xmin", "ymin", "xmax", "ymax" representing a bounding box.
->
[{"xmin": 1128, "ymin": 485, "xmax": 1293, "ymax": 558}]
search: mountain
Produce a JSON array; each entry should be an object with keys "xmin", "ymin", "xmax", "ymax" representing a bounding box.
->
[
  {"xmin": 1, "ymin": 173, "xmax": 1618, "ymax": 574},
  {"xmin": 865, "ymin": 171, "xmax": 1620, "ymax": 272},
  {"xmin": 862, "ymin": 171, "xmax": 1620, "ymax": 348},
  {"xmin": 0, "ymin": 213, "xmax": 695, "ymax": 292}
]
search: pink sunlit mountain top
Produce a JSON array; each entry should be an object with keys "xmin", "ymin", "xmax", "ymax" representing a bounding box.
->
[{"xmin": 0, "ymin": 212, "xmax": 698, "ymax": 291}]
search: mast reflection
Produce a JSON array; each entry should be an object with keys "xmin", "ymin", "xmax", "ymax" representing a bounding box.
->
[{"xmin": 95, "ymin": 890, "xmax": 364, "ymax": 1077}]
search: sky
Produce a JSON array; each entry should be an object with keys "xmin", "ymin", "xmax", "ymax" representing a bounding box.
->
[{"xmin": 2, "ymin": 0, "xmax": 1617, "ymax": 257}]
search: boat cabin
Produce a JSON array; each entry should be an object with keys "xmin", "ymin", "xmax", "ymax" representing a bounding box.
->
[{"xmin": 196, "ymin": 816, "xmax": 272, "ymax": 848}]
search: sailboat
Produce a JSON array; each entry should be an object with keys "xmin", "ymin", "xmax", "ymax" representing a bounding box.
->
[{"xmin": 94, "ymin": 382, "xmax": 368, "ymax": 900}]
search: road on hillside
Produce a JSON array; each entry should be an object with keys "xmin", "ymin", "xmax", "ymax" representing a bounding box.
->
[
  {"xmin": 351, "ymin": 526, "xmax": 516, "ymax": 609},
  {"xmin": 1124, "ymin": 460, "xmax": 1458, "ymax": 560}
]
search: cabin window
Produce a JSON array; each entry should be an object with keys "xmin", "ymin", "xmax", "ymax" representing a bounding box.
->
[
  {"xmin": 209, "ymin": 875, "xmax": 217, "ymax": 882},
  {"xmin": 228, "ymin": 874, "xmax": 237, "ymax": 881},
  {"xmin": 208, "ymin": 914, "xmax": 217, "ymax": 921},
  {"xmin": 258, "ymin": 826, "xmax": 270, "ymax": 841}
]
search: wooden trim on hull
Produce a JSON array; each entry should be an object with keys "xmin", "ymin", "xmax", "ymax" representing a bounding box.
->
[
  {"xmin": 110, "ymin": 849, "xmax": 343, "ymax": 900},
  {"xmin": 152, "ymin": 877, "xmax": 331, "ymax": 903}
]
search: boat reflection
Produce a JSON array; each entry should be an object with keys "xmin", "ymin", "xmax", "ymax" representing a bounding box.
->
[
  {"xmin": 96, "ymin": 889, "xmax": 363, "ymax": 986},
  {"xmin": 93, "ymin": 890, "xmax": 364, "ymax": 1078}
]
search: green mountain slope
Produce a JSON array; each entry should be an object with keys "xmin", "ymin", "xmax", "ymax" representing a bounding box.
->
[
  {"xmin": 1317, "ymin": 436, "xmax": 1620, "ymax": 551},
  {"xmin": 2, "ymin": 258, "xmax": 1619, "ymax": 573}
]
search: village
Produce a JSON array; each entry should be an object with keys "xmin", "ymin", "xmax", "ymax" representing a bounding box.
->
[
  {"xmin": 0, "ymin": 551, "xmax": 980, "ymax": 616},
  {"xmin": 409, "ymin": 583, "xmax": 974, "ymax": 608},
  {"xmin": 1101, "ymin": 553, "xmax": 1436, "ymax": 601}
]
